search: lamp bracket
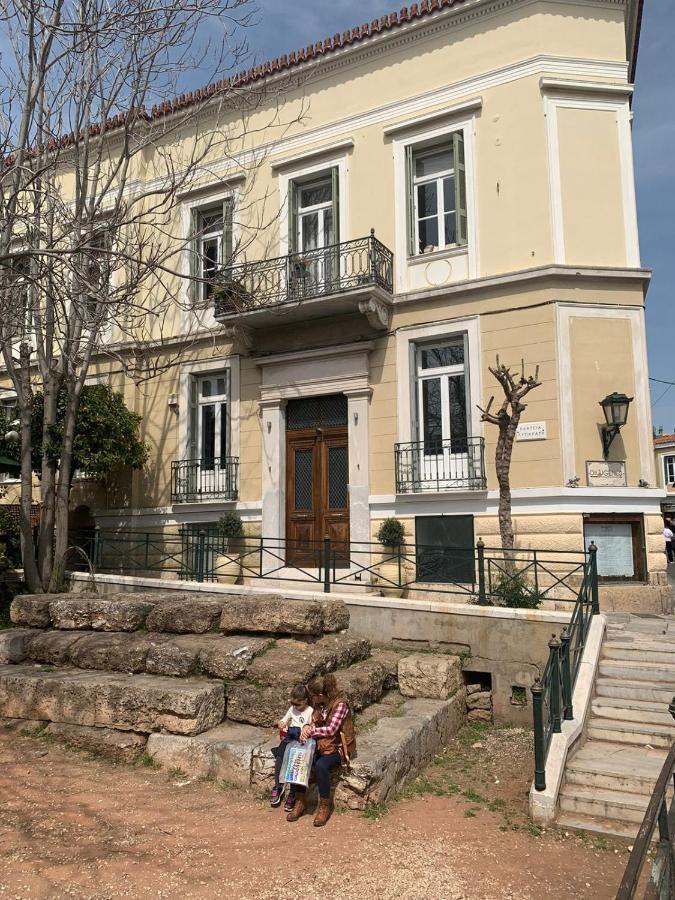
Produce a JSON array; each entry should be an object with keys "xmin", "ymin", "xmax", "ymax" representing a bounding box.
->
[{"xmin": 601, "ymin": 424, "xmax": 620, "ymax": 459}]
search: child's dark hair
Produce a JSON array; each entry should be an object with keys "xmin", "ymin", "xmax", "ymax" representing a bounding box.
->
[{"xmin": 290, "ymin": 683, "xmax": 310, "ymax": 705}]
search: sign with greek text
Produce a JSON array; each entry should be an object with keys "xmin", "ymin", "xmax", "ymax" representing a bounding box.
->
[
  {"xmin": 516, "ymin": 421, "xmax": 547, "ymax": 441},
  {"xmin": 585, "ymin": 460, "xmax": 627, "ymax": 487}
]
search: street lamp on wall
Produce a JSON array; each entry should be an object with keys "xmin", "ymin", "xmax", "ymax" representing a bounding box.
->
[{"xmin": 599, "ymin": 392, "xmax": 632, "ymax": 459}]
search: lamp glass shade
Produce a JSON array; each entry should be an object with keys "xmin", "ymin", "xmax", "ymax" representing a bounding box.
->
[{"xmin": 600, "ymin": 392, "xmax": 632, "ymax": 427}]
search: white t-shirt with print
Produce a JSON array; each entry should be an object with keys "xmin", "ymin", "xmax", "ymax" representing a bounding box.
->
[{"xmin": 281, "ymin": 705, "xmax": 314, "ymax": 730}]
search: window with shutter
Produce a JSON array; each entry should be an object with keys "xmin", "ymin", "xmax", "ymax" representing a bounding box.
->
[
  {"xmin": 405, "ymin": 130, "xmax": 468, "ymax": 257},
  {"xmin": 189, "ymin": 198, "xmax": 234, "ymax": 306}
]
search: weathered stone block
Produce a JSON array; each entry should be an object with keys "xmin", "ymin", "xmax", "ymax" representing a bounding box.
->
[
  {"xmin": 321, "ymin": 599, "xmax": 350, "ymax": 633},
  {"xmin": 10, "ymin": 596, "xmax": 53, "ymax": 628},
  {"xmin": 50, "ymin": 598, "xmax": 93, "ymax": 630},
  {"xmin": 398, "ymin": 654, "xmax": 462, "ymax": 700},
  {"xmin": 89, "ymin": 599, "xmax": 156, "ymax": 632},
  {"xmin": 26, "ymin": 630, "xmax": 84, "ymax": 665},
  {"xmin": 465, "ymin": 683, "xmax": 482, "ymax": 696},
  {"xmin": 0, "ymin": 628, "xmax": 36, "ymax": 664},
  {"xmin": 146, "ymin": 722, "xmax": 268, "ymax": 786},
  {"xmin": 466, "ymin": 691, "xmax": 492, "ymax": 711},
  {"xmin": 0, "ymin": 665, "xmax": 225, "ymax": 735},
  {"xmin": 68, "ymin": 633, "xmax": 163, "ymax": 674},
  {"xmin": 467, "ymin": 708, "xmax": 492, "ymax": 722},
  {"xmin": 145, "ymin": 598, "xmax": 224, "ymax": 633},
  {"xmin": 219, "ymin": 594, "xmax": 325, "ymax": 636},
  {"xmin": 198, "ymin": 636, "xmax": 273, "ymax": 680},
  {"xmin": 45, "ymin": 723, "xmax": 147, "ymax": 763}
]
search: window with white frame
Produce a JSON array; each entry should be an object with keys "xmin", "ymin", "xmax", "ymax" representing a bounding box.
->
[
  {"xmin": 287, "ymin": 168, "xmax": 340, "ymax": 294},
  {"xmin": 406, "ymin": 131, "xmax": 466, "ymax": 256},
  {"xmin": 188, "ymin": 372, "xmax": 230, "ymax": 467},
  {"xmin": 415, "ymin": 337, "xmax": 468, "ymax": 453},
  {"xmin": 665, "ymin": 455, "xmax": 675, "ymax": 486},
  {"xmin": 190, "ymin": 199, "xmax": 233, "ymax": 305},
  {"xmin": 8, "ymin": 255, "xmax": 32, "ymax": 342}
]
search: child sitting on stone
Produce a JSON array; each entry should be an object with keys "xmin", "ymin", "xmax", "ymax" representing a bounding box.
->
[{"xmin": 270, "ymin": 683, "xmax": 313, "ymax": 810}]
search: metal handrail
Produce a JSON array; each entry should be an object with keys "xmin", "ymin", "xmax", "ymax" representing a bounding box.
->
[
  {"xmin": 531, "ymin": 543, "xmax": 599, "ymax": 792},
  {"xmin": 213, "ymin": 231, "xmax": 394, "ymax": 317},
  {"xmin": 616, "ymin": 742, "xmax": 675, "ymax": 899}
]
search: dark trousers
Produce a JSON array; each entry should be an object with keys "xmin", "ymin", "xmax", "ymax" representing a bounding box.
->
[
  {"xmin": 295, "ymin": 751, "xmax": 342, "ymax": 800},
  {"xmin": 667, "ymin": 541, "xmax": 673, "ymax": 563},
  {"xmin": 272, "ymin": 727, "xmax": 301, "ymax": 788}
]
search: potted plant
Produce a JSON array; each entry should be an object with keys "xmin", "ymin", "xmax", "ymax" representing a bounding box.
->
[
  {"xmin": 215, "ymin": 511, "xmax": 245, "ymax": 584},
  {"xmin": 375, "ymin": 518, "xmax": 408, "ymax": 598}
]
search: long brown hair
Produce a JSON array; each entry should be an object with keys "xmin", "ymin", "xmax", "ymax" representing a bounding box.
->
[{"xmin": 309, "ymin": 673, "xmax": 340, "ymax": 703}]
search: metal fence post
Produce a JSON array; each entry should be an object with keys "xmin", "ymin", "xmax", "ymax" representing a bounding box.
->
[
  {"xmin": 531, "ymin": 678, "xmax": 546, "ymax": 791},
  {"xmin": 560, "ymin": 627, "xmax": 573, "ymax": 721},
  {"xmin": 196, "ymin": 530, "xmax": 206, "ymax": 584},
  {"xmin": 588, "ymin": 542, "xmax": 599, "ymax": 615},
  {"xmin": 323, "ymin": 535, "xmax": 331, "ymax": 594},
  {"xmin": 533, "ymin": 548, "xmax": 539, "ymax": 598},
  {"xmin": 549, "ymin": 634, "xmax": 562, "ymax": 734},
  {"xmin": 93, "ymin": 526, "xmax": 101, "ymax": 569},
  {"xmin": 477, "ymin": 538, "xmax": 487, "ymax": 605}
]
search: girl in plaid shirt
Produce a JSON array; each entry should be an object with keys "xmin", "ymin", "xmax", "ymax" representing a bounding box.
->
[{"xmin": 286, "ymin": 673, "xmax": 356, "ymax": 828}]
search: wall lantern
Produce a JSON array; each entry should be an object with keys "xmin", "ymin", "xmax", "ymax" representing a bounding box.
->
[{"xmin": 599, "ymin": 392, "xmax": 632, "ymax": 459}]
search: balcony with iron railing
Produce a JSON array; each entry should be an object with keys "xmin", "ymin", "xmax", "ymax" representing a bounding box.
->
[
  {"xmin": 394, "ymin": 437, "xmax": 487, "ymax": 493},
  {"xmin": 212, "ymin": 230, "xmax": 394, "ymax": 329},
  {"xmin": 171, "ymin": 457, "xmax": 239, "ymax": 503}
]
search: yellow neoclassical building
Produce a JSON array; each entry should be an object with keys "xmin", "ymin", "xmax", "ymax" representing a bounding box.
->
[{"xmin": 3, "ymin": 0, "xmax": 666, "ymax": 601}]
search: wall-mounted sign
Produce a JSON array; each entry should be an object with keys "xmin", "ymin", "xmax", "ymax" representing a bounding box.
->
[
  {"xmin": 585, "ymin": 460, "xmax": 627, "ymax": 487},
  {"xmin": 516, "ymin": 421, "xmax": 547, "ymax": 441}
]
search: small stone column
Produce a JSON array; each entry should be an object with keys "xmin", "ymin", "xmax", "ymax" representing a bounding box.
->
[{"xmin": 260, "ymin": 398, "xmax": 286, "ymax": 574}]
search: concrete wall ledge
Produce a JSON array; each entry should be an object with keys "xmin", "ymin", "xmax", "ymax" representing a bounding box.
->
[{"xmin": 529, "ymin": 613, "xmax": 606, "ymax": 825}]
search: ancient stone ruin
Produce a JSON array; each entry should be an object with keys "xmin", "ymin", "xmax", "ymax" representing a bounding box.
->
[{"xmin": 0, "ymin": 590, "xmax": 467, "ymax": 809}]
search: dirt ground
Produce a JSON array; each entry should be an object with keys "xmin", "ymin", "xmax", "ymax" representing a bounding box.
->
[{"xmin": 0, "ymin": 722, "xmax": 630, "ymax": 900}]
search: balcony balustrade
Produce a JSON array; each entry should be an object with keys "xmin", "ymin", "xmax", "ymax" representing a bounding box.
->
[
  {"xmin": 395, "ymin": 437, "xmax": 487, "ymax": 493},
  {"xmin": 213, "ymin": 231, "xmax": 394, "ymax": 327},
  {"xmin": 171, "ymin": 457, "xmax": 239, "ymax": 503}
]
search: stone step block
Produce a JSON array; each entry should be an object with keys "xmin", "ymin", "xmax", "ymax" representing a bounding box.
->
[
  {"xmin": 10, "ymin": 594, "xmax": 91, "ymax": 628},
  {"xmin": 587, "ymin": 717, "xmax": 675, "ymax": 749},
  {"xmin": 595, "ymin": 677, "xmax": 675, "ymax": 705},
  {"xmin": 559, "ymin": 784, "xmax": 648, "ymax": 825},
  {"xmin": 218, "ymin": 594, "xmax": 349, "ymax": 636},
  {"xmin": 224, "ymin": 635, "xmax": 371, "ymax": 726},
  {"xmin": 145, "ymin": 597, "xmax": 225, "ymax": 634},
  {"xmin": 591, "ymin": 699, "xmax": 674, "ymax": 727},
  {"xmin": 598, "ymin": 659, "xmax": 675, "ymax": 684},
  {"xmin": 68, "ymin": 632, "xmax": 166, "ymax": 674},
  {"xmin": 335, "ymin": 692, "xmax": 466, "ymax": 810},
  {"xmin": 50, "ymin": 597, "xmax": 157, "ymax": 632},
  {"xmin": 26, "ymin": 631, "xmax": 89, "ymax": 666},
  {"xmin": 145, "ymin": 634, "xmax": 273, "ymax": 679},
  {"xmin": 565, "ymin": 740, "xmax": 666, "ymax": 796},
  {"xmin": 0, "ymin": 629, "xmax": 37, "ymax": 664},
  {"xmin": 0, "ymin": 665, "xmax": 224, "ymax": 735},
  {"xmin": 146, "ymin": 722, "xmax": 271, "ymax": 786},
  {"xmin": 45, "ymin": 723, "xmax": 147, "ymax": 764},
  {"xmin": 603, "ymin": 643, "xmax": 675, "ymax": 664},
  {"xmin": 555, "ymin": 812, "xmax": 640, "ymax": 840},
  {"xmin": 398, "ymin": 654, "xmax": 462, "ymax": 700}
]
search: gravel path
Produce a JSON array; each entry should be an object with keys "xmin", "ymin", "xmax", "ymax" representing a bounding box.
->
[{"xmin": 0, "ymin": 728, "xmax": 627, "ymax": 899}]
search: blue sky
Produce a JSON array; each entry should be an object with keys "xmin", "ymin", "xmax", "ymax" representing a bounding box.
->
[{"xmin": 246, "ymin": 0, "xmax": 675, "ymax": 430}]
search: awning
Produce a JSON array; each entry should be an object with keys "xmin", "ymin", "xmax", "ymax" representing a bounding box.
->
[{"xmin": 0, "ymin": 456, "xmax": 20, "ymax": 474}]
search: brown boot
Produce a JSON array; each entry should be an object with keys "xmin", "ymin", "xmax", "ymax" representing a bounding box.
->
[
  {"xmin": 313, "ymin": 798, "xmax": 332, "ymax": 827},
  {"xmin": 286, "ymin": 794, "xmax": 306, "ymax": 823}
]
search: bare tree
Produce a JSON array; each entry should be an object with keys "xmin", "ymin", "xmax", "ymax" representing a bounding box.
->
[
  {"xmin": 0, "ymin": 0, "xmax": 300, "ymax": 591},
  {"xmin": 478, "ymin": 357, "xmax": 541, "ymax": 569}
]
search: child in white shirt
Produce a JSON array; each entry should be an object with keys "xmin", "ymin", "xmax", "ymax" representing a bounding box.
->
[{"xmin": 271, "ymin": 684, "xmax": 313, "ymax": 810}]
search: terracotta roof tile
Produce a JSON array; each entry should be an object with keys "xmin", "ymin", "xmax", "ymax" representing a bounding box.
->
[{"xmin": 655, "ymin": 434, "xmax": 675, "ymax": 446}]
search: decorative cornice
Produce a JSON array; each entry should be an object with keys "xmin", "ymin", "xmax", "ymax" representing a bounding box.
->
[
  {"xmin": 540, "ymin": 78, "xmax": 634, "ymax": 97},
  {"xmin": 383, "ymin": 97, "xmax": 482, "ymax": 136}
]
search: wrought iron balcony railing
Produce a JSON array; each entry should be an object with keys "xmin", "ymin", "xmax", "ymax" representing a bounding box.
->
[
  {"xmin": 171, "ymin": 457, "xmax": 239, "ymax": 503},
  {"xmin": 213, "ymin": 231, "xmax": 394, "ymax": 318},
  {"xmin": 395, "ymin": 437, "xmax": 487, "ymax": 493}
]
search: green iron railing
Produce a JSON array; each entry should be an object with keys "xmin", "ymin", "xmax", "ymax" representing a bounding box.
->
[{"xmin": 531, "ymin": 542, "xmax": 599, "ymax": 792}]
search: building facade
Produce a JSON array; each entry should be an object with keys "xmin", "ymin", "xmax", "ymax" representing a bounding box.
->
[
  {"xmin": 654, "ymin": 432, "xmax": 675, "ymax": 521},
  {"xmin": 3, "ymin": 0, "xmax": 667, "ymax": 596}
]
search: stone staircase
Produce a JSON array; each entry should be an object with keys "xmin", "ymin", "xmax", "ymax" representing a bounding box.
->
[
  {"xmin": 0, "ymin": 590, "xmax": 466, "ymax": 810},
  {"xmin": 557, "ymin": 614, "xmax": 675, "ymax": 837}
]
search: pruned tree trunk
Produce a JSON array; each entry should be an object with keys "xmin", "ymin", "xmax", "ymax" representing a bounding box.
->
[{"xmin": 479, "ymin": 357, "xmax": 542, "ymax": 573}]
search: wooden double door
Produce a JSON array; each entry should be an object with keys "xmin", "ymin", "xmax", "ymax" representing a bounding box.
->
[{"xmin": 285, "ymin": 397, "xmax": 350, "ymax": 566}]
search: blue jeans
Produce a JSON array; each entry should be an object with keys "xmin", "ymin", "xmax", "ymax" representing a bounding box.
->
[{"xmin": 295, "ymin": 751, "xmax": 342, "ymax": 800}]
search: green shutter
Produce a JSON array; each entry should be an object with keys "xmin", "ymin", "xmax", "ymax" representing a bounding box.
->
[
  {"xmin": 405, "ymin": 144, "xmax": 416, "ymax": 257},
  {"xmin": 453, "ymin": 131, "xmax": 467, "ymax": 246},
  {"xmin": 288, "ymin": 180, "xmax": 298, "ymax": 253},
  {"xmin": 331, "ymin": 166, "xmax": 340, "ymax": 245},
  {"xmin": 222, "ymin": 196, "xmax": 233, "ymax": 267},
  {"xmin": 188, "ymin": 375, "xmax": 198, "ymax": 461},
  {"xmin": 189, "ymin": 208, "xmax": 200, "ymax": 304}
]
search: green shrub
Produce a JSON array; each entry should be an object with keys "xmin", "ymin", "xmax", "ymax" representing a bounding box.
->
[
  {"xmin": 0, "ymin": 509, "xmax": 21, "ymax": 568},
  {"xmin": 490, "ymin": 572, "xmax": 542, "ymax": 609},
  {"xmin": 376, "ymin": 518, "xmax": 405, "ymax": 548},
  {"xmin": 218, "ymin": 511, "xmax": 244, "ymax": 541}
]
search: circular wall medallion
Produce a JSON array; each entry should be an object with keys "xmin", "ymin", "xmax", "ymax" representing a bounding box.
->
[{"xmin": 425, "ymin": 258, "xmax": 452, "ymax": 287}]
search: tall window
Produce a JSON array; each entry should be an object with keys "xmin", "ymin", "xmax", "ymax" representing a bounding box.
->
[
  {"xmin": 190, "ymin": 199, "xmax": 233, "ymax": 304},
  {"xmin": 188, "ymin": 373, "xmax": 229, "ymax": 467},
  {"xmin": 665, "ymin": 455, "xmax": 675, "ymax": 486},
  {"xmin": 0, "ymin": 393, "xmax": 18, "ymax": 484},
  {"xmin": 406, "ymin": 131, "xmax": 466, "ymax": 256},
  {"xmin": 8, "ymin": 256, "xmax": 32, "ymax": 341},
  {"xmin": 416, "ymin": 338, "xmax": 468, "ymax": 453},
  {"xmin": 288, "ymin": 168, "xmax": 339, "ymax": 255}
]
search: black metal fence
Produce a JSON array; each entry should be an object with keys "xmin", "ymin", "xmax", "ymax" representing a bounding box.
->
[
  {"xmin": 616, "ymin": 741, "xmax": 675, "ymax": 899},
  {"xmin": 531, "ymin": 543, "xmax": 599, "ymax": 792},
  {"xmin": 213, "ymin": 231, "xmax": 394, "ymax": 317},
  {"xmin": 395, "ymin": 437, "xmax": 486, "ymax": 493},
  {"xmin": 70, "ymin": 528, "xmax": 592, "ymax": 606},
  {"xmin": 171, "ymin": 457, "xmax": 239, "ymax": 503}
]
